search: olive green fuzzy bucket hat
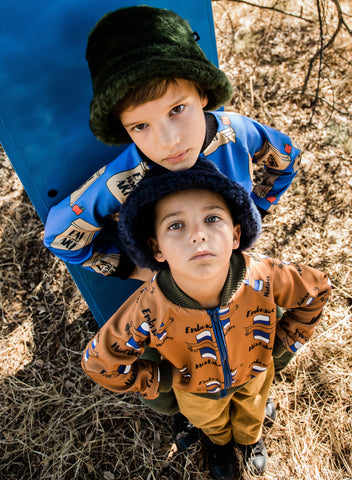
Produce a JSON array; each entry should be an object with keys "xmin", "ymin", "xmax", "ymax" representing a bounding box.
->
[{"xmin": 86, "ymin": 5, "xmax": 233, "ymax": 145}]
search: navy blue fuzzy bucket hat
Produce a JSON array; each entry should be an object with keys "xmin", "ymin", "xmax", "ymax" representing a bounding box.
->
[{"xmin": 118, "ymin": 159, "xmax": 262, "ymax": 271}]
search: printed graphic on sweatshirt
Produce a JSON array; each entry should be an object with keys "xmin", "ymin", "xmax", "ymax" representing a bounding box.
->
[
  {"xmin": 297, "ymin": 292, "xmax": 316, "ymax": 307},
  {"xmin": 254, "ymin": 140, "xmax": 291, "ymax": 170},
  {"xmin": 251, "ymin": 364, "xmax": 267, "ymax": 375},
  {"xmin": 288, "ymin": 340, "xmax": 304, "ymax": 353},
  {"xmin": 72, "ymin": 204, "xmax": 85, "ymax": 215},
  {"xmin": 203, "ymin": 126, "xmax": 237, "ymax": 156},
  {"xmin": 69, "ymin": 165, "xmax": 107, "ymax": 206},
  {"xmin": 206, "ymin": 380, "xmax": 221, "ymax": 393},
  {"xmin": 249, "ymin": 360, "xmax": 268, "ymax": 379},
  {"xmin": 141, "ymin": 308, "xmax": 171, "ymax": 346},
  {"xmin": 198, "ymin": 368, "xmax": 237, "ymax": 393},
  {"xmin": 245, "ymin": 314, "xmax": 275, "ymax": 344},
  {"xmin": 178, "ymin": 365, "xmax": 191, "ymax": 380},
  {"xmin": 244, "ymin": 261, "xmax": 272, "ymax": 297},
  {"xmin": 219, "ymin": 307, "xmax": 231, "ymax": 330},
  {"xmin": 82, "ymin": 252, "xmax": 121, "ymax": 276},
  {"xmin": 187, "ymin": 330, "xmax": 218, "ymax": 361},
  {"xmin": 220, "ymin": 115, "xmax": 232, "ymax": 126},
  {"xmin": 187, "ymin": 316, "xmax": 230, "ymax": 366},
  {"xmin": 50, "ymin": 218, "xmax": 101, "ymax": 251},
  {"xmin": 106, "ymin": 161, "xmax": 149, "ymax": 204},
  {"xmin": 125, "ymin": 321, "xmax": 150, "ymax": 350},
  {"xmin": 83, "ymin": 336, "xmax": 98, "ymax": 364},
  {"xmin": 244, "ymin": 278, "xmax": 264, "ymax": 292},
  {"xmin": 253, "ymin": 172, "xmax": 280, "ymax": 200},
  {"xmin": 291, "ymin": 142, "xmax": 301, "ymax": 172}
]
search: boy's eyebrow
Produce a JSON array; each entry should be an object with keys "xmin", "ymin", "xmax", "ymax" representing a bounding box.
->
[
  {"xmin": 121, "ymin": 94, "xmax": 191, "ymax": 128},
  {"xmin": 121, "ymin": 118, "xmax": 144, "ymax": 129},
  {"xmin": 159, "ymin": 204, "xmax": 226, "ymax": 225},
  {"xmin": 159, "ymin": 211, "xmax": 183, "ymax": 225}
]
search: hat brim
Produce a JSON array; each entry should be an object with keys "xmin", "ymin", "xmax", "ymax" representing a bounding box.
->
[
  {"xmin": 118, "ymin": 159, "xmax": 261, "ymax": 271},
  {"xmin": 89, "ymin": 54, "xmax": 233, "ymax": 146}
]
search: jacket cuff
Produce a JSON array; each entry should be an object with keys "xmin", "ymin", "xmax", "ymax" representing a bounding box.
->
[
  {"xmin": 272, "ymin": 335, "xmax": 288, "ymax": 358},
  {"xmin": 273, "ymin": 335, "xmax": 295, "ymax": 373},
  {"xmin": 158, "ymin": 360, "xmax": 173, "ymax": 393}
]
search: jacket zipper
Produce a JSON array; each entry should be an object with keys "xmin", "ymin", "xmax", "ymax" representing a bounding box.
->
[{"xmin": 208, "ymin": 308, "xmax": 232, "ymax": 398}]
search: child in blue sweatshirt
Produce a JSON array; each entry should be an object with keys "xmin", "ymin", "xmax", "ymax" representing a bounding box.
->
[
  {"xmin": 43, "ymin": 4, "xmax": 301, "ymax": 455},
  {"xmin": 44, "ymin": 5, "xmax": 300, "ymax": 282}
]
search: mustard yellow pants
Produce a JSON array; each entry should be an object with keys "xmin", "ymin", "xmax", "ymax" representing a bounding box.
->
[{"xmin": 173, "ymin": 360, "xmax": 275, "ymax": 446}]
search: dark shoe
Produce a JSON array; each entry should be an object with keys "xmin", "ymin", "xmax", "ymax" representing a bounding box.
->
[
  {"xmin": 207, "ymin": 440, "xmax": 237, "ymax": 480},
  {"xmin": 236, "ymin": 438, "xmax": 268, "ymax": 475},
  {"xmin": 264, "ymin": 397, "xmax": 277, "ymax": 427},
  {"xmin": 172, "ymin": 413, "xmax": 200, "ymax": 451}
]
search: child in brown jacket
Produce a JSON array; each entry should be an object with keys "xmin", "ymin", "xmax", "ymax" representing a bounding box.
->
[{"xmin": 82, "ymin": 159, "xmax": 331, "ymax": 480}]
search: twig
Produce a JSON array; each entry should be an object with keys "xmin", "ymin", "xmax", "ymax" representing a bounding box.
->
[
  {"xmin": 213, "ymin": 1, "xmax": 236, "ymax": 55},
  {"xmin": 212, "ymin": 0, "xmax": 314, "ymax": 23},
  {"xmin": 308, "ymin": 0, "xmax": 325, "ymax": 124},
  {"xmin": 267, "ymin": 91, "xmax": 352, "ymax": 118},
  {"xmin": 302, "ymin": 0, "xmax": 352, "ymax": 96},
  {"xmin": 332, "ymin": 0, "xmax": 352, "ymax": 36}
]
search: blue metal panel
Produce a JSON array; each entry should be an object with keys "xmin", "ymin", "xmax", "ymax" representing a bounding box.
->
[{"xmin": 0, "ymin": 0, "xmax": 218, "ymax": 326}]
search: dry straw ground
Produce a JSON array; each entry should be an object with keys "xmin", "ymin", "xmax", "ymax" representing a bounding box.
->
[{"xmin": 0, "ymin": 1, "xmax": 351, "ymax": 479}]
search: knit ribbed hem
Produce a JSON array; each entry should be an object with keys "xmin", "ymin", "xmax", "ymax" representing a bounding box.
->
[{"xmin": 158, "ymin": 360, "xmax": 174, "ymax": 393}]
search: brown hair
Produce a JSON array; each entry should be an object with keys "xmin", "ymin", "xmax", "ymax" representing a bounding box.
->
[{"xmin": 113, "ymin": 78, "xmax": 204, "ymax": 119}]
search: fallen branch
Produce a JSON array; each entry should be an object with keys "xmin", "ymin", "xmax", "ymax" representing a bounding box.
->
[
  {"xmin": 302, "ymin": 0, "xmax": 352, "ymax": 95},
  {"xmin": 212, "ymin": 0, "xmax": 314, "ymax": 23},
  {"xmin": 307, "ymin": 0, "xmax": 325, "ymax": 124}
]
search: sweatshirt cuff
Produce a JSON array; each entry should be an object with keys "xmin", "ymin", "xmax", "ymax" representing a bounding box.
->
[
  {"xmin": 110, "ymin": 251, "xmax": 135, "ymax": 279},
  {"xmin": 257, "ymin": 206, "xmax": 269, "ymax": 219},
  {"xmin": 158, "ymin": 360, "xmax": 173, "ymax": 393}
]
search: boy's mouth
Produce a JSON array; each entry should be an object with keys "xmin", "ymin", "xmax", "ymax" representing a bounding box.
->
[
  {"xmin": 190, "ymin": 250, "xmax": 214, "ymax": 261},
  {"xmin": 164, "ymin": 150, "xmax": 188, "ymax": 164}
]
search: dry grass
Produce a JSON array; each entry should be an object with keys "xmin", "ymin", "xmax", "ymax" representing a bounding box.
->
[{"xmin": 1, "ymin": 1, "xmax": 352, "ymax": 479}]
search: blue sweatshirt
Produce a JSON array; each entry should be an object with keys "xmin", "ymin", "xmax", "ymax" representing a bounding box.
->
[{"xmin": 43, "ymin": 111, "xmax": 301, "ymax": 278}]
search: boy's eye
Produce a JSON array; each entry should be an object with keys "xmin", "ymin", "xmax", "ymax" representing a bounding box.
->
[
  {"xmin": 206, "ymin": 215, "xmax": 220, "ymax": 223},
  {"xmin": 133, "ymin": 123, "xmax": 148, "ymax": 132},
  {"xmin": 170, "ymin": 105, "xmax": 184, "ymax": 115},
  {"xmin": 168, "ymin": 222, "xmax": 183, "ymax": 231}
]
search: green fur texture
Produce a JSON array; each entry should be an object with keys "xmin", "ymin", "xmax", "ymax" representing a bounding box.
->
[{"xmin": 86, "ymin": 6, "xmax": 233, "ymax": 145}]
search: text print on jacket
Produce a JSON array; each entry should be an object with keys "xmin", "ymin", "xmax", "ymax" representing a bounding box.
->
[{"xmin": 82, "ymin": 252, "xmax": 331, "ymax": 399}]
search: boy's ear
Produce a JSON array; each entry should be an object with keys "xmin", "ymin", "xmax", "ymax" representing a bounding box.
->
[
  {"xmin": 201, "ymin": 92, "xmax": 208, "ymax": 109},
  {"xmin": 233, "ymin": 224, "xmax": 241, "ymax": 250},
  {"xmin": 147, "ymin": 237, "xmax": 166, "ymax": 263}
]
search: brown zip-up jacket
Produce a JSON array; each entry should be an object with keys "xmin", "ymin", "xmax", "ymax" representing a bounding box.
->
[{"xmin": 82, "ymin": 252, "xmax": 331, "ymax": 399}]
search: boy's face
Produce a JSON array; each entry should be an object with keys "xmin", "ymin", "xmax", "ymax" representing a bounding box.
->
[
  {"xmin": 150, "ymin": 188, "xmax": 241, "ymax": 288},
  {"xmin": 120, "ymin": 79, "xmax": 208, "ymax": 171}
]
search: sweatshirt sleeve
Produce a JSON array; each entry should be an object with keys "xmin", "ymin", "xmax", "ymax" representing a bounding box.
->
[
  {"xmin": 238, "ymin": 115, "xmax": 301, "ymax": 213},
  {"xmin": 269, "ymin": 259, "xmax": 331, "ymax": 353},
  {"xmin": 43, "ymin": 147, "xmax": 148, "ymax": 278},
  {"xmin": 81, "ymin": 287, "xmax": 161, "ymax": 399},
  {"xmin": 205, "ymin": 113, "xmax": 301, "ymax": 214}
]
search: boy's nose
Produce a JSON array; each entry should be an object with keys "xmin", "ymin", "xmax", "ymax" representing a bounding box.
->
[
  {"xmin": 191, "ymin": 227, "xmax": 207, "ymax": 244},
  {"xmin": 192, "ymin": 236, "xmax": 206, "ymax": 243},
  {"xmin": 157, "ymin": 122, "xmax": 180, "ymax": 149}
]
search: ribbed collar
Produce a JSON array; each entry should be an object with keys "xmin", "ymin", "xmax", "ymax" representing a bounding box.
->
[
  {"xmin": 201, "ymin": 112, "xmax": 218, "ymax": 152},
  {"xmin": 157, "ymin": 251, "xmax": 246, "ymax": 310}
]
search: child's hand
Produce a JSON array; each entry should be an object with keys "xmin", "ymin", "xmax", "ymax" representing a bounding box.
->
[{"xmin": 129, "ymin": 265, "xmax": 154, "ymax": 282}]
